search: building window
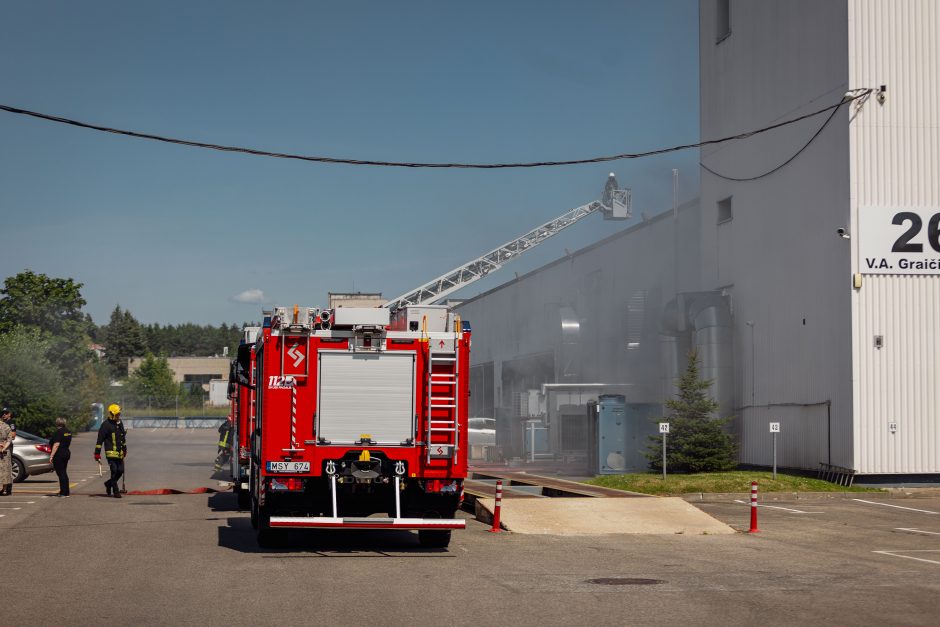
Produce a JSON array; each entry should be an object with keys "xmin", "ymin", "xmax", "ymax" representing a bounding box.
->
[
  {"xmin": 716, "ymin": 0, "xmax": 731, "ymax": 43},
  {"xmin": 717, "ymin": 196, "xmax": 733, "ymax": 224},
  {"xmin": 184, "ymin": 374, "xmax": 217, "ymax": 387}
]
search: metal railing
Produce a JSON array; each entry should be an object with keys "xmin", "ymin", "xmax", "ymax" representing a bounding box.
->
[
  {"xmin": 817, "ymin": 462, "xmax": 857, "ymax": 487},
  {"xmin": 122, "ymin": 417, "xmax": 226, "ymax": 429}
]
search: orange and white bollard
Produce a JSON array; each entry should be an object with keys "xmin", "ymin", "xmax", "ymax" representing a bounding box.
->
[
  {"xmin": 748, "ymin": 481, "xmax": 760, "ymax": 533},
  {"xmin": 488, "ymin": 480, "xmax": 503, "ymax": 533}
]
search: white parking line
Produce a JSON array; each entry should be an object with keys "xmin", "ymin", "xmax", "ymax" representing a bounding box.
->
[
  {"xmin": 0, "ymin": 507, "xmax": 22, "ymax": 511},
  {"xmin": 896, "ymin": 528, "xmax": 940, "ymax": 536},
  {"xmin": 873, "ymin": 550, "xmax": 940, "ymax": 566},
  {"xmin": 0, "ymin": 501, "xmax": 35, "ymax": 504},
  {"xmin": 733, "ymin": 500, "xmax": 823, "ymax": 514},
  {"xmin": 853, "ymin": 499, "xmax": 940, "ymax": 514}
]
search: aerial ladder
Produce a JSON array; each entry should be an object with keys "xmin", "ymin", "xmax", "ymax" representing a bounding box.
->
[{"xmin": 383, "ymin": 174, "xmax": 631, "ymax": 310}]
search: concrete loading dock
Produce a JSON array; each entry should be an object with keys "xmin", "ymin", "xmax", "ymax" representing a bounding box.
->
[{"xmin": 466, "ymin": 472, "xmax": 734, "ymax": 535}]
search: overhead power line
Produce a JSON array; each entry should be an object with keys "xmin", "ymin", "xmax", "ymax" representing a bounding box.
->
[
  {"xmin": 700, "ymin": 89, "xmax": 871, "ymax": 182},
  {"xmin": 0, "ymin": 89, "xmax": 871, "ymax": 170}
]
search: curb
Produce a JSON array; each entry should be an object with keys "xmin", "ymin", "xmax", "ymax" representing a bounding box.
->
[{"xmin": 681, "ymin": 488, "xmax": 940, "ymax": 503}]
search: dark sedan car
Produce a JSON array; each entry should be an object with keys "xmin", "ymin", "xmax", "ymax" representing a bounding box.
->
[{"xmin": 10, "ymin": 430, "xmax": 54, "ymax": 483}]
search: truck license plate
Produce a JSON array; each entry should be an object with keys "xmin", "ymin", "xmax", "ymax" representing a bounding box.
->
[{"xmin": 266, "ymin": 461, "xmax": 310, "ymax": 473}]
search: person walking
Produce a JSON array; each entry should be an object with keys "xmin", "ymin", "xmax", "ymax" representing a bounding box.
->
[
  {"xmin": 95, "ymin": 404, "xmax": 127, "ymax": 498},
  {"xmin": 1, "ymin": 407, "xmax": 14, "ymax": 456},
  {"xmin": 49, "ymin": 417, "xmax": 72, "ymax": 497},
  {"xmin": 0, "ymin": 410, "xmax": 13, "ymax": 496}
]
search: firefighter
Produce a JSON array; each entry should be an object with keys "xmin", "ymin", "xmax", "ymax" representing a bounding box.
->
[
  {"xmin": 95, "ymin": 404, "xmax": 127, "ymax": 498},
  {"xmin": 214, "ymin": 416, "xmax": 234, "ymax": 472}
]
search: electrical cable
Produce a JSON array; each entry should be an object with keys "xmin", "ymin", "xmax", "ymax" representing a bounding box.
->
[
  {"xmin": 0, "ymin": 89, "xmax": 871, "ymax": 170},
  {"xmin": 700, "ymin": 89, "xmax": 871, "ymax": 181}
]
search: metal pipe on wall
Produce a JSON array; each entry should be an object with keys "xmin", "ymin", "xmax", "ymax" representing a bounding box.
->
[{"xmin": 659, "ymin": 292, "xmax": 734, "ymax": 418}]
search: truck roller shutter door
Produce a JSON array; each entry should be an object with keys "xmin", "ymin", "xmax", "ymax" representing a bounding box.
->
[{"xmin": 317, "ymin": 351, "xmax": 416, "ymax": 446}]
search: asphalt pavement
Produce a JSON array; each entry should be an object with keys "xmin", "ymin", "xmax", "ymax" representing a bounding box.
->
[{"xmin": 7, "ymin": 430, "xmax": 940, "ymax": 626}]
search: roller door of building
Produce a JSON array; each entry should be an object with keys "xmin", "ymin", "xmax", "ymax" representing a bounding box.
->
[{"xmin": 317, "ymin": 351, "xmax": 416, "ymax": 446}]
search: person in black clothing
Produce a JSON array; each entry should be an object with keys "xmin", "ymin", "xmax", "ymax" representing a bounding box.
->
[
  {"xmin": 49, "ymin": 417, "xmax": 72, "ymax": 497},
  {"xmin": 95, "ymin": 404, "xmax": 127, "ymax": 498}
]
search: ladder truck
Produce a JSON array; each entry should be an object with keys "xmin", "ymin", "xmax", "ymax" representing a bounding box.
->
[
  {"xmin": 227, "ymin": 326, "xmax": 260, "ymax": 510},
  {"xmin": 240, "ymin": 305, "xmax": 470, "ymax": 547},
  {"xmin": 235, "ymin": 174, "xmax": 628, "ymax": 547}
]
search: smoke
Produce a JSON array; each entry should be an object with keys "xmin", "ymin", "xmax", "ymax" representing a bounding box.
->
[{"xmin": 231, "ymin": 289, "xmax": 266, "ymax": 304}]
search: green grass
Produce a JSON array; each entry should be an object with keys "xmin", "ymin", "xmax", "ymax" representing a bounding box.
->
[{"xmin": 585, "ymin": 471, "xmax": 880, "ymax": 496}]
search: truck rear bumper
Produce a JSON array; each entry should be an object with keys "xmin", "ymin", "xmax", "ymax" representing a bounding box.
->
[{"xmin": 269, "ymin": 516, "xmax": 465, "ymax": 530}]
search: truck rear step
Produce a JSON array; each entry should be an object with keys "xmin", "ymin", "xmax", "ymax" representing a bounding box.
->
[{"xmin": 270, "ymin": 516, "xmax": 465, "ymax": 530}]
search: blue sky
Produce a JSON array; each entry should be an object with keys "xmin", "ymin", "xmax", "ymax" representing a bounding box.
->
[{"xmin": 0, "ymin": 1, "xmax": 699, "ymax": 325}]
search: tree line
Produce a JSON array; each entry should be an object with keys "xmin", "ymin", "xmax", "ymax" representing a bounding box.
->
[
  {"xmin": 0, "ymin": 270, "xmax": 252, "ymax": 435},
  {"xmin": 97, "ymin": 305, "xmax": 247, "ymax": 378}
]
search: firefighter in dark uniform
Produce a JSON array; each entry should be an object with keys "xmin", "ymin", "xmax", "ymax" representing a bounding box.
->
[
  {"xmin": 95, "ymin": 404, "xmax": 127, "ymax": 498},
  {"xmin": 214, "ymin": 417, "xmax": 234, "ymax": 472}
]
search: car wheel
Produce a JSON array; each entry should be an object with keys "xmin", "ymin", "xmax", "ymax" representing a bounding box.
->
[{"xmin": 12, "ymin": 457, "xmax": 26, "ymax": 483}]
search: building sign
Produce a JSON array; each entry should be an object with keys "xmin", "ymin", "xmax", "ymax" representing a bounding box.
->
[{"xmin": 859, "ymin": 206, "xmax": 940, "ymax": 275}]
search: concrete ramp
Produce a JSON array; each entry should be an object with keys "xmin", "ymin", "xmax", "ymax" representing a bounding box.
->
[{"xmin": 477, "ymin": 497, "xmax": 735, "ymax": 535}]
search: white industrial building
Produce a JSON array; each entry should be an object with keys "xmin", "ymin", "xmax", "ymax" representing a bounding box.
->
[{"xmin": 456, "ymin": 0, "xmax": 939, "ymax": 477}]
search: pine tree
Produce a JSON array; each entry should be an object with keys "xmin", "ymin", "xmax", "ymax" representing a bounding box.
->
[
  {"xmin": 646, "ymin": 349, "xmax": 737, "ymax": 473},
  {"xmin": 101, "ymin": 306, "xmax": 147, "ymax": 379}
]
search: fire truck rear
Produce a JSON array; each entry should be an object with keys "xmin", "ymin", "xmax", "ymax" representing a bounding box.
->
[
  {"xmin": 238, "ymin": 304, "xmax": 470, "ymax": 547},
  {"xmin": 228, "ymin": 326, "xmax": 260, "ymax": 510}
]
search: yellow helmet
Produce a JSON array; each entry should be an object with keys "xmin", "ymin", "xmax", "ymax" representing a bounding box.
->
[{"xmin": 108, "ymin": 403, "xmax": 121, "ymax": 416}]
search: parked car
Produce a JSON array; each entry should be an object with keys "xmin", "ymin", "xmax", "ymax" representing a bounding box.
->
[
  {"xmin": 468, "ymin": 417, "xmax": 496, "ymax": 447},
  {"xmin": 10, "ymin": 431, "xmax": 54, "ymax": 483}
]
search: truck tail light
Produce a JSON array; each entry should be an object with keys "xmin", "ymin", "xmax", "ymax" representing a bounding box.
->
[
  {"xmin": 269, "ymin": 477, "xmax": 305, "ymax": 492},
  {"xmin": 423, "ymin": 479, "xmax": 458, "ymax": 494}
]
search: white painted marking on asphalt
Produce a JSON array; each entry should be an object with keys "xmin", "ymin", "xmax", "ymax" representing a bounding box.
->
[
  {"xmin": 853, "ymin": 499, "xmax": 940, "ymax": 514},
  {"xmin": 0, "ymin": 507, "xmax": 22, "ymax": 510},
  {"xmin": 896, "ymin": 528, "xmax": 940, "ymax": 536},
  {"xmin": 1, "ymin": 501, "xmax": 35, "ymax": 504},
  {"xmin": 873, "ymin": 550, "xmax": 940, "ymax": 566},
  {"xmin": 733, "ymin": 499, "xmax": 823, "ymax": 514}
]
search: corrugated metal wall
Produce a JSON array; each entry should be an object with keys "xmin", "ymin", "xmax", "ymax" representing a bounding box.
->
[
  {"xmin": 738, "ymin": 404, "xmax": 830, "ymax": 470},
  {"xmin": 700, "ymin": 0, "xmax": 855, "ymax": 470},
  {"xmin": 849, "ymin": 0, "xmax": 940, "ymax": 473},
  {"xmin": 854, "ymin": 277, "xmax": 940, "ymax": 473}
]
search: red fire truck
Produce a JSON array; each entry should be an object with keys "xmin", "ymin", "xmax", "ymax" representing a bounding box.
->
[
  {"xmin": 228, "ymin": 326, "xmax": 260, "ymax": 510},
  {"xmin": 234, "ymin": 304, "xmax": 470, "ymax": 547}
]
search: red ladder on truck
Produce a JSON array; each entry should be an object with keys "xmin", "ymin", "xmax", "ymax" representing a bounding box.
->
[{"xmin": 427, "ymin": 344, "xmax": 459, "ymax": 463}]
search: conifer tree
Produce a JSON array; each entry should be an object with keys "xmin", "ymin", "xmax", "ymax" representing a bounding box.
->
[
  {"xmin": 646, "ymin": 349, "xmax": 737, "ymax": 472},
  {"xmin": 101, "ymin": 306, "xmax": 147, "ymax": 378}
]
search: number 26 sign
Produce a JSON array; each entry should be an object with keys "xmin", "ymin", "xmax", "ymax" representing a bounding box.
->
[{"xmin": 859, "ymin": 207, "xmax": 940, "ymax": 275}]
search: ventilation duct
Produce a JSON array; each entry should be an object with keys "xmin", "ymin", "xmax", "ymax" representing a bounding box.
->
[
  {"xmin": 558, "ymin": 305, "xmax": 581, "ymax": 380},
  {"xmin": 660, "ymin": 292, "xmax": 733, "ymax": 417}
]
